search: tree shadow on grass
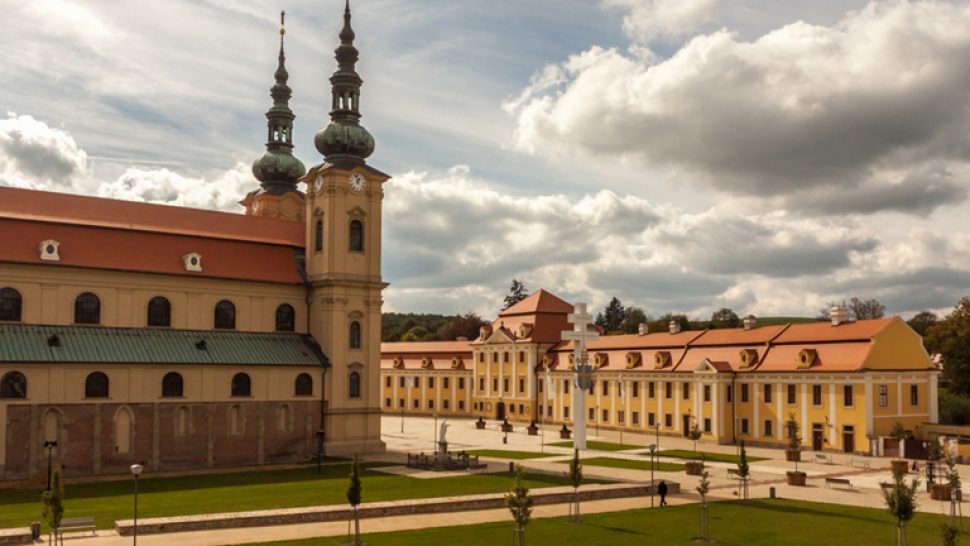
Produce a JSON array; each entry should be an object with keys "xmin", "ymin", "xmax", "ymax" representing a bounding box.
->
[{"xmin": 740, "ymin": 499, "xmax": 888, "ymax": 526}]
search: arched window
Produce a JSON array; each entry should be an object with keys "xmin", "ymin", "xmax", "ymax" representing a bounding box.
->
[
  {"xmin": 0, "ymin": 287, "xmax": 22, "ymax": 322},
  {"xmin": 214, "ymin": 300, "xmax": 235, "ymax": 329},
  {"xmin": 295, "ymin": 373, "xmax": 313, "ymax": 396},
  {"xmin": 315, "ymin": 220, "xmax": 323, "ymax": 252},
  {"xmin": 74, "ymin": 292, "xmax": 101, "ymax": 324},
  {"xmin": 231, "ymin": 373, "xmax": 251, "ymax": 397},
  {"xmin": 275, "ymin": 304, "xmax": 295, "ymax": 332},
  {"xmin": 349, "ymin": 220, "xmax": 363, "ymax": 252},
  {"xmin": 148, "ymin": 296, "xmax": 171, "ymax": 327},
  {"xmin": 85, "ymin": 372, "xmax": 109, "ymax": 398},
  {"xmin": 349, "ymin": 321, "xmax": 361, "ymax": 349},
  {"xmin": 162, "ymin": 372, "xmax": 183, "ymax": 397},
  {"xmin": 349, "ymin": 371, "xmax": 361, "ymax": 399},
  {"xmin": 1, "ymin": 371, "xmax": 27, "ymax": 399}
]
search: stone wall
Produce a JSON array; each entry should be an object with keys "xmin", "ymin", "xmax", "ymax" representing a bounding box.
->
[{"xmin": 3, "ymin": 400, "xmax": 321, "ymax": 481}]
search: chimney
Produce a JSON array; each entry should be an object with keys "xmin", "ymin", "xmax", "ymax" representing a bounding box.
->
[
  {"xmin": 743, "ymin": 315, "xmax": 756, "ymax": 331},
  {"xmin": 669, "ymin": 320, "xmax": 681, "ymax": 335},
  {"xmin": 456, "ymin": 336, "xmax": 468, "ymax": 341},
  {"xmin": 638, "ymin": 323, "xmax": 648, "ymax": 336},
  {"xmin": 831, "ymin": 306, "xmax": 848, "ymax": 327}
]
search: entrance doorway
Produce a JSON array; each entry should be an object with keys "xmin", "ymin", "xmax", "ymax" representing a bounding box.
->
[
  {"xmin": 843, "ymin": 426, "xmax": 855, "ymax": 453},
  {"xmin": 812, "ymin": 423, "xmax": 824, "ymax": 451},
  {"xmin": 496, "ymin": 402, "xmax": 506, "ymax": 421},
  {"xmin": 683, "ymin": 415, "xmax": 691, "ymax": 437}
]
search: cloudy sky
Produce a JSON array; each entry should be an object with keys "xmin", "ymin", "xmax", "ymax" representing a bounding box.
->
[{"xmin": 3, "ymin": 0, "xmax": 970, "ymax": 321}]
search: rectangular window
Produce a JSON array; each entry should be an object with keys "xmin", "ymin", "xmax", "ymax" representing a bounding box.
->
[
  {"xmin": 564, "ymin": 407, "xmax": 570, "ymax": 419},
  {"xmin": 564, "ymin": 380, "xmax": 570, "ymax": 394},
  {"xmin": 665, "ymin": 413, "xmax": 673, "ymax": 427},
  {"xmin": 704, "ymin": 385, "xmax": 711, "ymax": 402},
  {"xmin": 493, "ymin": 353, "xmax": 499, "ymax": 363},
  {"xmin": 764, "ymin": 384, "xmax": 772, "ymax": 404},
  {"xmin": 843, "ymin": 385, "xmax": 853, "ymax": 407},
  {"xmin": 414, "ymin": 377, "xmax": 421, "ymax": 389},
  {"xmin": 504, "ymin": 352, "xmax": 509, "ymax": 363},
  {"xmin": 633, "ymin": 382, "xmax": 640, "ymax": 398},
  {"xmin": 665, "ymin": 382, "xmax": 673, "ymax": 399},
  {"xmin": 400, "ymin": 377, "xmax": 405, "ymax": 388},
  {"xmin": 911, "ymin": 385, "xmax": 919, "ymax": 406},
  {"xmin": 704, "ymin": 418, "xmax": 711, "ymax": 433},
  {"xmin": 539, "ymin": 405, "xmax": 544, "ymax": 416},
  {"xmin": 385, "ymin": 398, "xmax": 391, "ymax": 407},
  {"xmin": 633, "ymin": 411, "xmax": 639, "ymax": 425},
  {"xmin": 764, "ymin": 419, "xmax": 773, "ymax": 437},
  {"xmin": 548, "ymin": 405, "xmax": 553, "ymax": 417},
  {"xmin": 683, "ymin": 382, "xmax": 691, "ymax": 400},
  {"xmin": 648, "ymin": 381, "xmax": 656, "ymax": 399},
  {"xmin": 503, "ymin": 378, "xmax": 509, "ymax": 393},
  {"xmin": 726, "ymin": 385, "xmax": 733, "ymax": 403},
  {"xmin": 385, "ymin": 376, "xmax": 392, "ymax": 388},
  {"xmin": 443, "ymin": 377, "xmax": 449, "ymax": 389},
  {"xmin": 478, "ymin": 352, "xmax": 484, "ymax": 363},
  {"xmin": 459, "ymin": 378, "xmax": 465, "ymax": 390},
  {"xmin": 618, "ymin": 411, "xmax": 625, "ymax": 424},
  {"xmin": 787, "ymin": 384, "xmax": 797, "ymax": 405},
  {"xmin": 494, "ymin": 378, "xmax": 499, "ymax": 392},
  {"xmin": 479, "ymin": 377, "xmax": 485, "ymax": 392},
  {"xmin": 741, "ymin": 384, "xmax": 749, "ymax": 403},
  {"xmin": 603, "ymin": 381, "xmax": 609, "ymax": 397},
  {"xmin": 589, "ymin": 408, "xmax": 595, "ymax": 421},
  {"xmin": 519, "ymin": 351, "xmax": 525, "ymax": 362},
  {"xmin": 603, "ymin": 409, "xmax": 609, "ymax": 422},
  {"xmin": 399, "ymin": 398, "xmax": 404, "ymax": 408},
  {"xmin": 519, "ymin": 378, "xmax": 525, "ymax": 393},
  {"xmin": 648, "ymin": 412, "xmax": 656, "ymax": 426},
  {"xmin": 443, "ymin": 399, "xmax": 449, "ymax": 409},
  {"xmin": 428, "ymin": 400, "xmax": 434, "ymax": 409},
  {"xmin": 879, "ymin": 385, "xmax": 888, "ymax": 408},
  {"xmin": 539, "ymin": 380, "xmax": 544, "ymax": 394},
  {"xmin": 458, "ymin": 400, "xmax": 465, "ymax": 410},
  {"xmin": 812, "ymin": 385, "xmax": 822, "ymax": 406},
  {"xmin": 413, "ymin": 399, "xmax": 419, "ymax": 408},
  {"xmin": 741, "ymin": 418, "xmax": 749, "ymax": 435},
  {"xmin": 429, "ymin": 377, "xmax": 434, "ymax": 389}
]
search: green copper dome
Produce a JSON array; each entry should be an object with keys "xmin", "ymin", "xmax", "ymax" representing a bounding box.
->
[
  {"xmin": 253, "ymin": 150, "xmax": 307, "ymax": 183},
  {"xmin": 315, "ymin": 121, "xmax": 375, "ymax": 160}
]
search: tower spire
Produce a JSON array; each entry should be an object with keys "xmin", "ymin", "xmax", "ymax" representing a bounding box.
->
[
  {"xmin": 314, "ymin": 0, "xmax": 375, "ymax": 165},
  {"xmin": 252, "ymin": 10, "xmax": 306, "ymax": 196}
]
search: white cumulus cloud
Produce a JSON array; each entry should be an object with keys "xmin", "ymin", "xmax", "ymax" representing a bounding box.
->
[{"xmin": 604, "ymin": 0, "xmax": 718, "ymax": 43}]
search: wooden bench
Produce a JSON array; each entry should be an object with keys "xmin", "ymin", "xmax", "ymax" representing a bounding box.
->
[
  {"xmin": 815, "ymin": 454, "xmax": 835, "ymax": 465},
  {"xmin": 849, "ymin": 457, "xmax": 870, "ymax": 469},
  {"xmin": 57, "ymin": 517, "xmax": 96, "ymax": 536},
  {"xmin": 825, "ymin": 477, "xmax": 852, "ymax": 490}
]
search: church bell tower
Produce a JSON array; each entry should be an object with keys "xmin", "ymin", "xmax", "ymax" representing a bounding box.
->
[{"xmin": 301, "ymin": 0, "xmax": 389, "ymax": 456}]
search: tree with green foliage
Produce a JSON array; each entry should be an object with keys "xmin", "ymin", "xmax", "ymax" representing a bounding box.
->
[
  {"xmin": 505, "ymin": 464, "xmax": 533, "ymax": 545},
  {"xmin": 736, "ymin": 440, "xmax": 750, "ymax": 505},
  {"xmin": 941, "ymin": 520, "xmax": 961, "ymax": 546},
  {"xmin": 890, "ymin": 421, "xmax": 908, "ymax": 462},
  {"xmin": 400, "ymin": 325, "xmax": 439, "ymax": 342},
  {"xmin": 596, "ymin": 297, "xmax": 626, "ymax": 333},
  {"xmin": 648, "ymin": 313, "xmax": 691, "ymax": 333},
  {"xmin": 945, "ymin": 449, "xmax": 961, "ymax": 493},
  {"xmin": 42, "ymin": 466, "xmax": 65, "ymax": 537},
  {"xmin": 940, "ymin": 391, "xmax": 970, "ymax": 426},
  {"xmin": 907, "ymin": 311, "xmax": 938, "ymax": 336},
  {"xmin": 441, "ymin": 313, "xmax": 490, "ymax": 341},
  {"xmin": 566, "ymin": 449, "xmax": 583, "ymax": 524},
  {"xmin": 711, "ymin": 308, "xmax": 741, "ymax": 328},
  {"xmin": 696, "ymin": 456, "xmax": 712, "ymax": 541},
  {"xmin": 504, "ymin": 279, "xmax": 529, "ymax": 310},
  {"xmin": 346, "ymin": 451, "xmax": 363, "ymax": 546},
  {"xmin": 849, "ymin": 297, "xmax": 887, "ymax": 320},
  {"xmin": 619, "ymin": 307, "xmax": 649, "ymax": 334},
  {"xmin": 696, "ymin": 456, "xmax": 710, "ymax": 504},
  {"xmin": 883, "ymin": 465, "xmax": 919, "ymax": 546},
  {"xmin": 926, "ymin": 297, "xmax": 970, "ymax": 397},
  {"xmin": 688, "ymin": 422, "xmax": 703, "ymax": 461}
]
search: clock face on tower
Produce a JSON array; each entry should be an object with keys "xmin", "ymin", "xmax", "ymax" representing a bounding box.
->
[
  {"xmin": 349, "ymin": 173, "xmax": 366, "ymax": 192},
  {"xmin": 314, "ymin": 175, "xmax": 323, "ymax": 193}
]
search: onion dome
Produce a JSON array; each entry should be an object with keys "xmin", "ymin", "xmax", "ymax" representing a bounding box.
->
[
  {"xmin": 314, "ymin": 0, "xmax": 375, "ymax": 163},
  {"xmin": 252, "ymin": 14, "xmax": 306, "ymax": 196}
]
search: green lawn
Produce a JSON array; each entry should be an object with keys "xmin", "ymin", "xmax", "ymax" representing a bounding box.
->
[
  {"xmin": 244, "ymin": 499, "xmax": 966, "ymax": 546},
  {"xmin": 558, "ymin": 457, "xmax": 685, "ymax": 472},
  {"xmin": 548, "ymin": 441, "xmax": 640, "ymax": 452},
  {"xmin": 656, "ymin": 450, "xmax": 768, "ymax": 464},
  {"xmin": 0, "ymin": 464, "xmax": 610, "ymax": 532},
  {"xmin": 465, "ymin": 450, "xmax": 558, "ymax": 460}
]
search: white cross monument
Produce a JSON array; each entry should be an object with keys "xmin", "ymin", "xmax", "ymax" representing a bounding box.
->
[{"xmin": 562, "ymin": 303, "xmax": 599, "ymax": 451}]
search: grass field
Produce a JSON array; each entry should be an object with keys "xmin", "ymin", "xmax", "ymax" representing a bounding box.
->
[
  {"xmin": 548, "ymin": 441, "xmax": 641, "ymax": 452},
  {"xmin": 0, "ymin": 463, "xmax": 610, "ymax": 532},
  {"xmin": 559, "ymin": 457, "xmax": 686, "ymax": 472},
  {"xmin": 245, "ymin": 499, "xmax": 966, "ymax": 546},
  {"xmin": 465, "ymin": 450, "xmax": 558, "ymax": 460},
  {"xmin": 656, "ymin": 450, "xmax": 768, "ymax": 464}
]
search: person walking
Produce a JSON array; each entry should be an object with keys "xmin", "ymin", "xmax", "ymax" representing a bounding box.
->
[{"xmin": 658, "ymin": 480, "xmax": 668, "ymax": 507}]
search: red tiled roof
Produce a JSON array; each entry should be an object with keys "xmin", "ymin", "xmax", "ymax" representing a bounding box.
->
[
  {"xmin": 0, "ymin": 186, "xmax": 305, "ymax": 247},
  {"xmin": 689, "ymin": 325, "xmax": 789, "ymax": 346},
  {"xmin": 499, "ymin": 289, "xmax": 574, "ymax": 316},
  {"xmin": 380, "ymin": 341, "xmax": 474, "ymax": 355},
  {"xmin": 772, "ymin": 319, "xmax": 893, "ymax": 343},
  {"xmin": 757, "ymin": 343, "xmax": 872, "ymax": 372}
]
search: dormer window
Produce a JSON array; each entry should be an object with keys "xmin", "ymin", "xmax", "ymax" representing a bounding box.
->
[
  {"xmin": 182, "ymin": 253, "xmax": 202, "ymax": 272},
  {"xmin": 38, "ymin": 239, "xmax": 60, "ymax": 262},
  {"xmin": 421, "ymin": 357, "xmax": 432, "ymax": 368},
  {"xmin": 451, "ymin": 356, "xmax": 462, "ymax": 368},
  {"xmin": 799, "ymin": 349, "xmax": 818, "ymax": 369},
  {"xmin": 593, "ymin": 353, "xmax": 608, "ymax": 369},
  {"xmin": 654, "ymin": 351, "xmax": 671, "ymax": 369},
  {"xmin": 739, "ymin": 349, "xmax": 758, "ymax": 369},
  {"xmin": 392, "ymin": 357, "xmax": 403, "ymax": 368},
  {"xmin": 625, "ymin": 352, "xmax": 641, "ymax": 369}
]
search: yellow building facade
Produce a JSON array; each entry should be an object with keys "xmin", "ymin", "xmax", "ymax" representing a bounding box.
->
[{"xmin": 382, "ymin": 291, "xmax": 938, "ymax": 456}]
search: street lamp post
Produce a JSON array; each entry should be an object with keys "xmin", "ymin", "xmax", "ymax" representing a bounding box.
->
[
  {"xmin": 735, "ymin": 416, "xmax": 741, "ymax": 456},
  {"xmin": 130, "ymin": 464, "xmax": 143, "ymax": 546},
  {"xmin": 43, "ymin": 440, "xmax": 58, "ymax": 491},
  {"xmin": 648, "ymin": 444, "xmax": 657, "ymax": 508},
  {"xmin": 595, "ymin": 405, "xmax": 599, "ymax": 437},
  {"xmin": 315, "ymin": 429, "xmax": 325, "ymax": 474},
  {"xmin": 401, "ymin": 408, "xmax": 405, "ymax": 433},
  {"xmin": 654, "ymin": 422, "xmax": 660, "ymax": 453}
]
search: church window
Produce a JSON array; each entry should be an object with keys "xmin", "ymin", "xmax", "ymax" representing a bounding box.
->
[
  {"xmin": 349, "ymin": 220, "xmax": 363, "ymax": 252},
  {"xmin": 1, "ymin": 371, "xmax": 27, "ymax": 399},
  {"xmin": 0, "ymin": 287, "xmax": 22, "ymax": 321},
  {"xmin": 215, "ymin": 300, "xmax": 236, "ymax": 329},
  {"xmin": 350, "ymin": 321, "xmax": 361, "ymax": 349},
  {"xmin": 85, "ymin": 372, "xmax": 109, "ymax": 398},
  {"xmin": 74, "ymin": 292, "xmax": 101, "ymax": 324},
  {"xmin": 148, "ymin": 296, "xmax": 171, "ymax": 327},
  {"xmin": 115, "ymin": 407, "xmax": 131, "ymax": 453},
  {"xmin": 349, "ymin": 372, "xmax": 361, "ymax": 399},
  {"xmin": 162, "ymin": 372, "xmax": 183, "ymax": 397},
  {"xmin": 275, "ymin": 304, "xmax": 296, "ymax": 332},
  {"xmin": 295, "ymin": 373, "xmax": 313, "ymax": 396},
  {"xmin": 232, "ymin": 373, "xmax": 251, "ymax": 397},
  {"xmin": 315, "ymin": 220, "xmax": 323, "ymax": 252}
]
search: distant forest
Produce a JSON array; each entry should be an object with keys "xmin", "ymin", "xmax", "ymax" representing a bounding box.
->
[{"xmin": 381, "ymin": 312, "xmax": 489, "ymax": 342}]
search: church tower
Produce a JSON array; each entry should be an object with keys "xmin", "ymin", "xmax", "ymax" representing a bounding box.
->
[
  {"xmin": 241, "ymin": 13, "xmax": 308, "ymax": 221},
  {"xmin": 302, "ymin": 0, "xmax": 389, "ymax": 456}
]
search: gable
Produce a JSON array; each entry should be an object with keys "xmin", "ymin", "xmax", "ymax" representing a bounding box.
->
[{"xmin": 863, "ymin": 317, "xmax": 934, "ymax": 371}]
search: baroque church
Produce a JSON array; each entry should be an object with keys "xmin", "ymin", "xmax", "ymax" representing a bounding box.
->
[{"xmin": 0, "ymin": 3, "xmax": 387, "ymax": 481}]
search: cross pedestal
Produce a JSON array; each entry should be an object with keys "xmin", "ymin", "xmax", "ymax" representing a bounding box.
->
[{"xmin": 563, "ymin": 303, "xmax": 599, "ymax": 451}]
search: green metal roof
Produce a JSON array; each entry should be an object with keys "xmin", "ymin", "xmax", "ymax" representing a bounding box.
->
[{"xmin": 0, "ymin": 325, "xmax": 329, "ymax": 367}]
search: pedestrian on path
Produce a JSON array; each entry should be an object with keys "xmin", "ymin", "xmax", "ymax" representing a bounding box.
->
[{"xmin": 658, "ymin": 480, "xmax": 668, "ymax": 506}]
